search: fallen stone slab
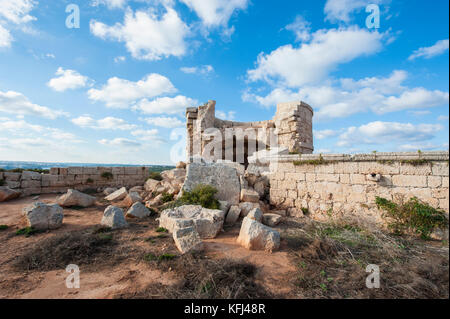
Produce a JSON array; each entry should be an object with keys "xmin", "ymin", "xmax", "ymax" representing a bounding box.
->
[
  {"xmin": 123, "ymin": 191, "xmax": 142, "ymax": 207},
  {"xmin": 57, "ymin": 189, "xmax": 96, "ymax": 208},
  {"xmin": 247, "ymin": 208, "xmax": 263, "ymax": 223},
  {"xmin": 105, "ymin": 187, "xmax": 128, "ymax": 202},
  {"xmin": 101, "ymin": 205, "xmax": 128, "ymax": 229},
  {"xmin": 225, "ymin": 205, "xmax": 241, "ymax": 226},
  {"xmin": 262, "ymin": 214, "xmax": 282, "ymax": 227},
  {"xmin": 240, "ymin": 188, "xmax": 260, "ymax": 203},
  {"xmin": 173, "ymin": 226, "xmax": 204, "ymax": 254},
  {"xmin": 23, "ymin": 202, "xmax": 63, "ymax": 230},
  {"xmin": 237, "ymin": 217, "xmax": 280, "ymax": 253},
  {"xmin": 239, "ymin": 202, "xmax": 260, "ymax": 217},
  {"xmin": 159, "ymin": 205, "xmax": 225, "ymax": 239},
  {"xmin": 0, "ymin": 187, "xmax": 21, "ymax": 202},
  {"xmin": 146, "ymin": 194, "xmax": 162, "ymax": 207},
  {"xmin": 103, "ymin": 187, "xmax": 117, "ymax": 196},
  {"xmin": 126, "ymin": 202, "xmax": 152, "ymax": 218},
  {"xmin": 219, "ymin": 200, "xmax": 230, "ymax": 215},
  {"xmin": 270, "ymin": 210, "xmax": 287, "ymax": 217},
  {"xmin": 182, "ymin": 162, "xmax": 240, "ymax": 205}
]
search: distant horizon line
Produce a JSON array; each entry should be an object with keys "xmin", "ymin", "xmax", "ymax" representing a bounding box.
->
[{"xmin": 0, "ymin": 160, "xmax": 175, "ymax": 167}]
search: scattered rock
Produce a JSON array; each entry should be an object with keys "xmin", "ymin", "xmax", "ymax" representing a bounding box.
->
[
  {"xmin": 103, "ymin": 187, "xmax": 117, "ymax": 196},
  {"xmin": 176, "ymin": 161, "xmax": 187, "ymax": 169},
  {"xmin": 225, "ymin": 205, "xmax": 241, "ymax": 226},
  {"xmin": 57, "ymin": 189, "xmax": 96, "ymax": 208},
  {"xmin": 147, "ymin": 194, "xmax": 163, "ymax": 207},
  {"xmin": 262, "ymin": 214, "xmax": 282, "ymax": 227},
  {"xmin": 23, "ymin": 202, "xmax": 63, "ymax": 230},
  {"xmin": 144, "ymin": 179, "xmax": 160, "ymax": 192},
  {"xmin": 240, "ymin": 188, "xmax": 260, "ymax": 203},
  {"xmin": 270, "ymin": 210, "xmax": 287, "ymax": 217},
  {"xmin": 237, "ymin": 217, "xmax": 280, "ymax": 253},
  {"xmin": 129, "ymin": 186, "xmax": 144, "ymax": 193},
  {"xmin": 159, "ymin": 205, "xmax": 225, "ymax": 239},
  {"xmin": 101, "ymin": 206, "xmax": 128, "ymax": 229},
  {"xmin": 239, "ymin": 202, "xmax": 260, "ymax": 217},
  {"xmin": 182, "ymin": 162, "xmax": 241, "ymax": 205},
  {"xmin": 123, "ymin": 191, "xmax": 142, "ymax": 207},
  {"xmin": 126, "ymin": 202, "xmax": 152, "ymax": 218},
  {"xmin": 253, "ymin": 181, "xmax": 266, "ymax": 197},
  {"xmin": 173, "ymin": 227, "xmax": 204, "ymax": 254},
  {"xmin": 0, "ymin": 187, "xmax": 21, "ymax": 202},
  {"xmin": 247, "ymin": 208, "xmax": 263, "ymax": 223},
  {"xmin": 219, "ymin": 200, "xmax": 230, "ymax": 215},
  {"xmin": 105, "ymin": 187, "xmax": 128, "ymax": 202}
]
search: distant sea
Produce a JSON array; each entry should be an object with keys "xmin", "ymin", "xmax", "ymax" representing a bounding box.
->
[{"xmin": 0, "ymin": 160, "xmax": 174, "ymax": 172}]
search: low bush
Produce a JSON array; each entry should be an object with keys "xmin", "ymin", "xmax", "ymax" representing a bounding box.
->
[
  {"xmin": 0, "ymin": 179, "xmax": 5, "ymax": 186},
  {"xmin": 101, "ymin": 172, "xmax": 114, "ymax": 180},
  {"xmin": 376, "ymin": 196, "xmax": 448, "ymax": 239},
  {"xmin": 179, "ymin": 184, "xmax": 220, "ymax": 210},
  {"xmin": 161, "ymin": 192, "xmax": 174, "ymax": 203},
  {"xmin": 148, "ymin": 172, "xmax": 163, "ymax": 181}
]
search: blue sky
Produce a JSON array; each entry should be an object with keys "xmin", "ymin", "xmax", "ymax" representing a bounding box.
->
[{"xmin": 0, "ymin": 0, "xmax": 448, "ymax": 165}]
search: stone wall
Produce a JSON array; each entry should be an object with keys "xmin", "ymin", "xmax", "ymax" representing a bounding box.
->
[
  {"xmin": 267, "ymin": 152, "xmax": 449, "ymax": 224},
  {"xmin": 0, "ymin": 166, "xmax": 150, "ymax": 197},
  {"xmin": 186, "ymin": 100, "xmax": 314, "ymax": 164}
]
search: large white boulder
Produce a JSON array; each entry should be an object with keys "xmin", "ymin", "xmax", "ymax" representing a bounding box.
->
[
  {"xmin": 57, "ymin": 189, "xmax": 96, "ymax": 208},
  {"xmin": 103, "ymin": 187, "xmax": 117, "ymax": 196},
  {"xmin": 0, "ymin": 187, "xmax": 21, "ymax": 202},
  {"xmin": 23, "ymin": 202, "xmax": 63, "ymax": 230},
  {"xmin": 247, "ymin": 208, "xmax": 263, "ymax": 223},
  {"xmin": 182, "ymin": 162, "xmax": 241, "ymax": 205},
  {"xmin": 123, "ymin": 191, "xmax": 142, "ymax": 207},
  {"xmin": 126, "ymin": 202, "xmax": 152, "ymax": 218},
  {"xmin": 144, "ymin": 179, "xmax": 160, "ymax": 192},
  {"xmin": 173, "ymin": 227, "xmax": 204, "ymax": 254},
  {"xmin": 105, "ymin": 187, "xmax": 127, "ymax": 202},
  {"xmin": 237, "ymin": 217, "xmax": 280, "ymax": 253},
  {"xmin": 159, "ymin": 205, "xmax": 225, "ymax": 239},
  {"xmin": 101, "ymin": 206, "xmax": 128, "ymax": 229},
  {"xmin": 239, "ymin": 202, "xmax": 260, "ymax": 217}
]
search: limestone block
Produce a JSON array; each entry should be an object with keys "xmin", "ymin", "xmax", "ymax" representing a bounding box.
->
[{"xmin": 392, "ymin": 175, "xmax": 427, "ymax": 187}]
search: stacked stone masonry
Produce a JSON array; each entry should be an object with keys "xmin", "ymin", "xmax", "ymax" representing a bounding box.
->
[
  {"xmin": 267, "ymin": 152, "xmax": 449, "ymax": 224},
  {"xmin": 0, "ymin": 167, "xmax": 150, "ymax": 197}
]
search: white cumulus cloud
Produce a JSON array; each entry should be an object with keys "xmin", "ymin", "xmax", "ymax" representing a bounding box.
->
[
  {"xmin": 180, "ymin": 65, "xmax": 214, "ymax": 75},
  {"xmin": 88, "ymin": 73, "xmax": 176, "ymax": 108},
  {"xmin": 134, "ymin": 95, "xmax": 198, "ymax": 115},
  {"xmin": 408, "ymin": 39, "xmax": 449, "ymax": 61},
  {"xmin": 72, "ymin": 116, "xmax": 137, "ymax": 130},
  {"xmin": 90, "ymin": 6, "xmax": 189, "ymax": 61},
  {"xmin": 140, "ymin": 116, "xmax": 184, "ymax": 128},
  {"xmin": 47, "ymin": 67, "xmax": 90, "ymax": 92}
]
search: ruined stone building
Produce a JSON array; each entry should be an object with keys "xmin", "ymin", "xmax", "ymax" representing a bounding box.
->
[{"xmin": 185, "ymin": 100, "xmax": 314, "ymax": 165}]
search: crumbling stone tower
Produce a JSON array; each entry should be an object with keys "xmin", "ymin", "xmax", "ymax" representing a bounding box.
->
[{"xmin": 186, "ymin": 100, "xmax": 314, "ymax": 164}]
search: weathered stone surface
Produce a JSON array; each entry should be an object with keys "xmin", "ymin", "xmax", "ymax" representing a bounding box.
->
[
  {"xmin": 144, "ymin": 179, "xmax": 160, "ymax": 192},
  {"xmin": 240, "ymin": 188, "xmax": 260, "ymax": 203},
  {"xmin": 129, "ymin": 186, "xmax": 144, "ymax": 193},
  {"xmin": 262, "ymin": 214, "xmax": 282, "ymax": 227},
  {"xmin": 173, "ymin": 227, "xmax": 204, "ymax": 254},
  {"xmin": 23, "ymin": 202, "xmax": 63, "ymax": 230},
  {"xmin": 103, "ymin": 187, "xmax": 117, "ymax": 196},
  {"xmin": 21, "ymin": 171, "xmax": 42, "ymax": 180},
  {"xmin": 0, "ymin": 187, "xmax": 21, "ymax": 202},
  {"xmin": 247, "ymin": 208, "xmax": 263, "ymax": 223},
  {"xmin": 219, "ymin": 200, "xmax": 230, "ymax": 215},
  {"xmin": 270, "ymin": 210, "xmax": 287, "ymax": 217},
  {"xmin": 105, "ymin": 187, "xmax": 128, "ymax": 201},
  {"xmin": 237, "ymin": 217, "xmax": 280, "ymax": 252},
  {"xmin": 101, "ymin": 206, "xmax": 128, "ymax": 229},
  {"xmin": 159, "ymin": 205, "xmax": 225, "ymax": 238},
  {"xmin": 182, "ymin": 162, "xmax": 240, "ymax": 205},
  {"xmin": 147, "ymin": 194, "xmax": 162, "ymax": 207},
  {"xmin": 225, "ymin": 205, "xmax": 241, "ymax": 225},
  {"xmin": 57, "ymin": 189, "xmax": 96, "ymax": 207},
  {"xmin": 176, "ymin": 161, "xmax": 187, "ymax": 169},
  {"xmin": 123, "ymin": 191, "xmax": 142, "ymax": 207},
  {"xmin": 239, "ymin": 202, "xmax": 260, "ymax": 217},
  {"xmin": 126, "ymin": 202, "xmax": 152, "ymax": 218}
]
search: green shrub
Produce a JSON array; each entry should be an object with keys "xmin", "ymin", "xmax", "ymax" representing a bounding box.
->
[
  {"xmin": 148, "ymin": 172, "xmax": 163, "ymax": 181},
  {"xmin": 179, "ymin": 184, "xmax": 220, "ymax": 210},
  {"xmin": 86, "ymin": 178, "xmax": 94, "ymax": 184},
  {"xmin": 376, "ymin": 196, "xmax": 448, "ymax": 239},
  {"xmin": 0, "ymin": 225, "xmax": 8, "ymax": 230},
  {"xmin": 161, "ymin": 192, "xmax": 174, "ymax": 203},
  {"xmin": 0, "ymin": 179, "xmax": 5, "ymax": 186},
  {"xmin": 16, "ymin": 227, "xmax": 40, "ymax": 237},
  {"xmin": 156, "ymin": 227, "xmax": 168, "ymax": 233},
  {"xmin": 101, "ymin": 172, "xmax": 113, "ymax": 180}
]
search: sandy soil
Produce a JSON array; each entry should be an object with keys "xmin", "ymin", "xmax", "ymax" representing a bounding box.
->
[{"xmin": 0, "ymin": 194, "xmax": 295, "ymax": 299}]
